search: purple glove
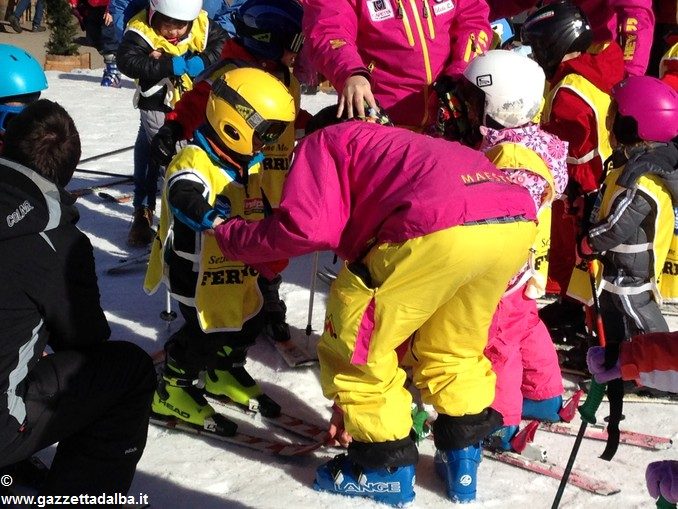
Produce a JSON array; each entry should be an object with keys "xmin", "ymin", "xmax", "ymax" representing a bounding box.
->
[
  {"xmin": 586, "ymin": 346, "xmax": 621, "ymax": 383},
  {"xmin": 647, "ymin": 460, "xmax": 678, "ymax": 504}
]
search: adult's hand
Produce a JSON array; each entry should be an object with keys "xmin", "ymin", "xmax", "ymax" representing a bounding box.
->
[
  {"xmin": 337, "ymin": 75, "xmax": 378, "ymax": 119},
  {"xmin": 327, "ymin": 404, "xmax": 352, "ymax": 448}
]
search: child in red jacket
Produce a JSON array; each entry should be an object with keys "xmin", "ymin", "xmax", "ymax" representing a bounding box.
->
[{"xmin": 521, "ymin": 1, "xmax": 625, "ymax": 350}]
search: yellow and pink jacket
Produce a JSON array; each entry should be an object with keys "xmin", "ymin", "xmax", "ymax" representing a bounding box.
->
[{"xmin": 213, "ymin": 122, "xmax": 536, "ymax": 265}]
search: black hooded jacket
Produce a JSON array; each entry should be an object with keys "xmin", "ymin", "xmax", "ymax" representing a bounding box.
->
[
  {"xmin": 0, "ymin": 157, "xmax": 110, "ymax": 447},
  {"xmin": 588, "ymin": 142, "xmax": 678, "ymax": 283}
]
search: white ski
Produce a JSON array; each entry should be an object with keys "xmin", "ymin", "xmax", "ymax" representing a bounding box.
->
[{"xmin": 107, "ymin": 250, "xmax": 151, "ymax": 275}]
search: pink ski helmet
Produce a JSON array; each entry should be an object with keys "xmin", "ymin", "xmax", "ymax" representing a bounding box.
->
[{"xmin": 612, "ymin": 76, "xmax": 678, "ymax": 143}]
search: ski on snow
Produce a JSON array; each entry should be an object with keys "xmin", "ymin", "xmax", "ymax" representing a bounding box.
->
[
  {"xmin": 69, "ymin": 176, "xmax": 133, "ymax": 198},
  {"xmin": 150, "ymin": 413, "xmax": 323, "ymax": 457},
  {"xmin": 206, "ymin": 395, "xmax": 328, "ymax": 443},
  {"xmin": 106, "ymin": 250, "xmax": 151, "ymax": 275},
  {"xmin": 268, "ymin": 338, "xmax": 318, "ymax": 368},
  {"xmin": 483, "ymin": 450, "xmax": 621, "ymax": 496},
  {"xmin": 537, "ymin": 421, "xmax": 673, "ymax": 450}
]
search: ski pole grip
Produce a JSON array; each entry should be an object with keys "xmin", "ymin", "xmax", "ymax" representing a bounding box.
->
[
  {"xmin": 578, "ymin": 380, "xmax": 605, "ymax": 424},
  {"xmin": 657, "ymin": 496, "xmax": 676, "ymax": 509}
]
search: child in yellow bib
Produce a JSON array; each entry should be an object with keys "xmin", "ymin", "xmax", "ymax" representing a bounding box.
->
[
  {"xmin": 144, "ymin": 68, "xmax": 296, "ymax": 433},
  {"xmin": 577, "ymin": 77, "xmax": 678, "ymax": 383}
]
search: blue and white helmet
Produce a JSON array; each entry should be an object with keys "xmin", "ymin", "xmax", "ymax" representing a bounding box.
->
[{"xmin": 491, "ymin": 18, "xmax": 516, "ymax": 48}]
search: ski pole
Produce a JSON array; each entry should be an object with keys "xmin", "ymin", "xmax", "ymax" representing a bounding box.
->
[
  {"xmin": 657, "ymin": 496, "xmax": 676, "ymax": 509},
  {"xmin": 75, "ymin": 167, "xmax": 134, "ymax": 178},
  {"xmin": 159, "ymin": 289, "xmax": 177, "ymax": 328},
  {"xmin": 79, "ymin": 145, "xmax": 134, "ymax": 165},
  {"xmin": 552, "ymin": 261, "xmax": 606, "ymax": 509},
  {"xmin": 305, "ymin": 252, "xmax": 320, "ymax": 336}
]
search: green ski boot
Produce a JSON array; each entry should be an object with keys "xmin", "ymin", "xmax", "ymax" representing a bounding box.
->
[
  {"xmin": 152, "ymin": 362, "xmax": 237, "ymax": 435},
  {"xmin": 204, "ymin": 346, "xmax": 281, "ymax": 418}
]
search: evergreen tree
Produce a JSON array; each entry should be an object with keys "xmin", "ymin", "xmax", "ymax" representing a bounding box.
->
[{"xmin": 45, "ymin": 0, "xmax": 79, "ymax": 56}]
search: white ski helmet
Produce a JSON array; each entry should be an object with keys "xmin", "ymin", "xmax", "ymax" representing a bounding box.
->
[
  {"xmin": 462, "ymin": 49, "xmax": 545, "ymax": 128},
  {"xmin": 149, "ymin": 0, "xmax": 202, "ymax": 24}
]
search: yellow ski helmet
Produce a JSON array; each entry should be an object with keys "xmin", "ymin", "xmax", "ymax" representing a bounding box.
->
[{"xmin": 206, "ymin": 67, "xmax": 295, "ymax": 155}]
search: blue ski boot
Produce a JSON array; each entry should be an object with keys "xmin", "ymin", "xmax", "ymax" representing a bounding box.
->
[
  {"xmin": 434, "ymin": 443, "xmax": 482, "ymax": 503},
  {"xmin": 314, "ymin": 453, "xmax": 416, "ymax": 507},
  {"xmin": 101, "ymin": 55, "xmax": 122, "ymax": 88},
  {"xmin": 522, "ymin": 395, "xmax": 563, "ymax": 422},
  {"xmin": 483, "ymin": 425, "xmax": 518, "ymax": 451}
]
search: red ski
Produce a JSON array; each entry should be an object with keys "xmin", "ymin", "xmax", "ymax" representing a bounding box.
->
[
  {"xmin": 150, "ymin": 414, "xmax": 323, "ymax": 457},
  {"xmin": 483, "ymin": 450, "xmax": 621, "ymax": 496},
  {"xmin": 537, "ymin": 421, "xmax": 673, "ymax": 450},
  {"xmin": 207, "ymin": 396, "xmax": 329, "ymax": 443}
]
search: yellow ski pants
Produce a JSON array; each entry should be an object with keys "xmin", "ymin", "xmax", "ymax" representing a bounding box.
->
[{"xmin": 318, "ymin": 220, "xmax": 536, "ymax": 443}]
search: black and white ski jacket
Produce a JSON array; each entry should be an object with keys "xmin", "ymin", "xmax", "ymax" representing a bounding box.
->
[{"xmin": 0, "ymin": 157, "xmax": 110, "ymax": 447}]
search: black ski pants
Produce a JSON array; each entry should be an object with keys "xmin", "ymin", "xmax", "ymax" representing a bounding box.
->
[
  {"xmin": 165, "ymin": 302, "xmax": 264, "ymax": 373},
  {"xmin": 0, "ymin": 341, "xmax": 156, "ymax": 499}
]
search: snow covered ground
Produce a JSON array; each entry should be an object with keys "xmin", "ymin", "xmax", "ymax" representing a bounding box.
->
[{"xmin": 36, "ymin": 69, "xmax": 677, "ymax": 509}]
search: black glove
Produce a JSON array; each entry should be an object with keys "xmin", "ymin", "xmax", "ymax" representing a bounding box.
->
[
  {"xmin": 151, "ymin": 121, "xmax": 183, "ymax": 166},
  {"xmin": 432, "ymin": 75, "xmax": 474, "ymax": 144}
]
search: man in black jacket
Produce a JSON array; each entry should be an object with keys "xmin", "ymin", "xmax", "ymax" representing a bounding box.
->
[{"xmin": 0, "ymin": 100, "xmax": 156, "ymax": 499}]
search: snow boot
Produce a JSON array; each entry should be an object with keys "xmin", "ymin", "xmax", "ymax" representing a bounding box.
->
[
  {"xmin": 522, "ymin": 395, "xmax": 563, "ymax": 422},
  {"xmin": 152, "ymin": 361, "xmax": 233, "ymax": 433},
  {"xmin": 204, "ymin": 346, "xmax": 281, "ymax": 417},
  {"xmin": 127, "ymin": 207, "xmax": 155, "ymax": 247},
  {"xmin": 434, "ymin": 443, "xmax": 482, "ymax": 503},
  {"xmin": 314, "ymin": 453, "xmax": 416, "ymax": 507},
  {"xmin": 483, "ymin": 425, "xmax": 518, "ymax": 452},
  {"xmin": 258, "ymin": 275, "xmax": 291, "ymax": 342},
  {"xmin": 101, "ymin": 55, "xmax": 122, "ymax": 88}
]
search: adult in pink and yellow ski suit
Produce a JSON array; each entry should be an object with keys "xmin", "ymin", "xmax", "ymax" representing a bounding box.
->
[
  {"xmin": 214, "ymin": 120, "xmax": 537, "ymax": 464},
  {"xmin": 303, "ymin": 0, "xmax": 491, "ymax": 130}
]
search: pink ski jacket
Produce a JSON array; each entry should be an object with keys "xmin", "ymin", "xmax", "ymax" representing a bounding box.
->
[
  {"xmin": 214, "ymin": 122, "xmax": 536, "ymax": 265},
  {"xmin": 487, "ymin": 0, "xmax": 654, "ymax": 76},
  {"xmin": 303, "ymin": 0, "xmax": 491, "ymax": 130}
]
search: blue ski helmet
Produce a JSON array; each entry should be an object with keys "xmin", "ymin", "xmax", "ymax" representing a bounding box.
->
[
  {"xmin": 0, "ymin": 44, "xmax": 48, "ymax": 133},
  {"xmin": 232, "ymin": 0, "xmax": 304, "ymax": 61},
  {"xmin": 491, "ymin": 18, "xmax": 516, "ymax": 48},
  {"xmin": 0, "ymin": 44, "xmax": 48, "ymax": 100}
]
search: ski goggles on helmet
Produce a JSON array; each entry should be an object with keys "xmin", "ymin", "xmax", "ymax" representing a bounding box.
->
[
  {"xmin": 212, "ymin": 77, "xmax": 290, "ymax": 144},
  {"xmin": 232, "ymin": 17, "xmax": 305, "ymax": 54},
  {"xmin": 283, "ymin": 31, "xmax": 305, "ymax": 54},
  {"xmin": 0, "ymin": 103, "xmax": 24, "ymax": 134}
]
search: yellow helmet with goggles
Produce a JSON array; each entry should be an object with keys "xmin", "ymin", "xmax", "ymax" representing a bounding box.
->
[{"xmin": 206, "ymin": 67, "xmax": 295, "ymax": 156}]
